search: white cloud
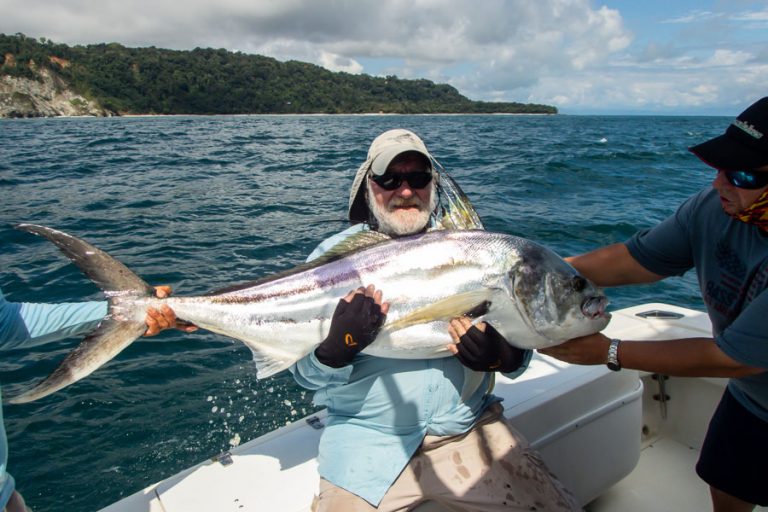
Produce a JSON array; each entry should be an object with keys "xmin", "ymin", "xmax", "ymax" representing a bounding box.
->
[
  {"xmin": 661, "ymin": 10, "xmax": 721, "ymax": 24},
  {"xmin": 318, "ymin": 51, "xmax": 363, "ymax": 74},
  {"xmin": 705, "ymin": 49, "xmax": 753, "ymax": 67},
  {"xmin": 731, "ymin": 8, "xmax": 768, "ymax": 22}
]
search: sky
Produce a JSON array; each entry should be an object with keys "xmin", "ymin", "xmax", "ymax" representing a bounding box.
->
[{"xmin": 2, "ymin": 0, "xmax": 767, "ymax": 115}]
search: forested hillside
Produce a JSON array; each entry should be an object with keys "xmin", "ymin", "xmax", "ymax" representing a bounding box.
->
[{"xmin": 0, "ymin": 33, "xmax": 556, "ymax": 116}]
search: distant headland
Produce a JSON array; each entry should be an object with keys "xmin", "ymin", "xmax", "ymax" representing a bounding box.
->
[{"xmin": 0, "ymin": 33, "xmax": 557, "ymax": 118}]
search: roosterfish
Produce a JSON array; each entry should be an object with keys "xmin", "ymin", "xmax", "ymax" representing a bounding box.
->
[{"xmin": 7, "ymin": 222, "xmax": 610, "ymax": 404}]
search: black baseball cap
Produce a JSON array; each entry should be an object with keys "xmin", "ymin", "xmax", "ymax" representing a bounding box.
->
[{"xmin": 690, "ymin": 97, "xmax": 768, "ymax": 171}]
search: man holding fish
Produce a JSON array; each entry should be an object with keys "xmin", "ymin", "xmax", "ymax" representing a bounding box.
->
[{"xmin": 290, "ymin": 129, "xmax": 581, "ymax": 511}]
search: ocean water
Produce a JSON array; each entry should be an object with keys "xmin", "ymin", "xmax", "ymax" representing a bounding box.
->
[{"xmin": 0, "ymin": 113, "xmax": 727, "ymax": 511}]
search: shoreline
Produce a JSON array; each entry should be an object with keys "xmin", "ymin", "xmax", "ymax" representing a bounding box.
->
[{"xmin": 2, "ymin": 111, "xmax": 558, "ymax": 120}]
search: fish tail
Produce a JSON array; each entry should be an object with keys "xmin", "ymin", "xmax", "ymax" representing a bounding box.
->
[{"xmin": 7, "ymin": 224, "xmax": 153, "ymax": 404}]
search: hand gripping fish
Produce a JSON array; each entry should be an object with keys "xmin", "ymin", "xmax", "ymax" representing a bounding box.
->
[{"xmin": 7, "ymin": 224, "xmax": 610, "ymax": 403}]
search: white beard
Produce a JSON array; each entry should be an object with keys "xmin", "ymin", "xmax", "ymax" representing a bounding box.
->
[{"xmin": 366, "ymin": 181, "xmax": 437, "ymax": 236}]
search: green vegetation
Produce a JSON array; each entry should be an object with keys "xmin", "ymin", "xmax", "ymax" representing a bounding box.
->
[{"xmin": 0, "ymin": 33, "xmax": 557, "ymax": 115}]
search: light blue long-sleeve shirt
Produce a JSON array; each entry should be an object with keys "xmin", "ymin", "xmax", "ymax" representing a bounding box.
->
[
  {"xmin": 0, "ymin": 287, "xmax": 106, "ymax": 509},
  {"xmin": 290, "ymin": 225, "xmax": 532, "ymax": 506}
]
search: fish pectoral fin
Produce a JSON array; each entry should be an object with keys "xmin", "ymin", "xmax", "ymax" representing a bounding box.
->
[
  {"xmin": 6, "ymin": 317, "xmax": 145, "ymax": 404},
  {"xmin": 384, "ymin": 290, "xmax": 494, "ymax": 332},
  {"xmin": 246, "ymin": 342, "xmax": 303, "ymax": 379}
]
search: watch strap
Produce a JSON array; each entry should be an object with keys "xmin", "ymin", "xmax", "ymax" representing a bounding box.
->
[{"xmin": 607, "ymin": 338, "xmax": 622, "ymax": 371}]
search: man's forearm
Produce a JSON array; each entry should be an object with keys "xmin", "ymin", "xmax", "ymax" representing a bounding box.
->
[
  {"xmin": 540, "ymin": 333, "xmax": 764, "ymax": 379},
  {"xmin": 567, "ymin": 243, "xmax": 663, "ymax": 287},
  {"xmin": 619, "ymin": 337, "xmax": 765, "ymax": 378}
]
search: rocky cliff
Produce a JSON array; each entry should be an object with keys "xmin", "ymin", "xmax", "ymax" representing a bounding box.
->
[{"xmin": 0, "ymin": 65, "xmax": 112, "ymax": 118}]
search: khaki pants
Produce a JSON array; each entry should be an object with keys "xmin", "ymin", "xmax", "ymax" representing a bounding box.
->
[{"xmin": 312, "ymin": 403, "xmax": 580, "ymax": 512}]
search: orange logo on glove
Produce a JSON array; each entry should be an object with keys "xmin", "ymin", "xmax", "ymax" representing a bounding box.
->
[{"xmin": 344, "ymin": 333, "xmax": 357, "ymax": 347}]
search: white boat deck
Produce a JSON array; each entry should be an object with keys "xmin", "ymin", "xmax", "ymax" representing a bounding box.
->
[
  {"xmin": 590, "ymin": 409, "xmax": 768, "ymax": 512},
  {"xmin": 588, "ymin": 436, "xmax": 712, "ymax": 511}
]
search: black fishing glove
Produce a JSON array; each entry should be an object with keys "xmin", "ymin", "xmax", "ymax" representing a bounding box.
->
[
  {"xmin": 314, "ymin": 292, "xmax": 386, "ymax": 368},
  {"xmin": 453, "ymin": 323, "xmax": 525, "ymax": 373}
]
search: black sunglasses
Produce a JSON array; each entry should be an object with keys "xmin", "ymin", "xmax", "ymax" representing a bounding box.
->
[
  {"xmin": 370, "ymin": 172, "xmax": 433, "ymax": 191},
  {"xmin": 723, "ymin": 170, "xmax": 768, "ymax": 190}
]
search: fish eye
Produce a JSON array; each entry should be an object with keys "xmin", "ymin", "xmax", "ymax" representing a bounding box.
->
[{"xmin": 571, "ymin": 276, "xmax": 587, "ymax": 292}]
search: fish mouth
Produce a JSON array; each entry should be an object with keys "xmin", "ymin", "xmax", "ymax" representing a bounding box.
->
[{"xmin": 582, "ymin": 296, "xmax": 609, "ymax": 319}]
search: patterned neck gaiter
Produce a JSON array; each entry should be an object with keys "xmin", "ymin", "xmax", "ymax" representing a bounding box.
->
[{"xmin": 734, "ymin": 189, "xmax": 768, "ymax": 232}]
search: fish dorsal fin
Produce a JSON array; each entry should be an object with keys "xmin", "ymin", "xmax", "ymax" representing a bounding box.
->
[
  {"xmin": 207, "ymin": 230, "xmax": 391, "ymax": 296},
  {"xmin": 314, "ymin": 230, "xmax": 392, "ymax": 263},
  {"xmin": 434, "ymin": 169, "xmax": 485, "ymax": 230},
  {"xmin": 384, "ymin": 289, "xmax": 494, "ymax": 332}
]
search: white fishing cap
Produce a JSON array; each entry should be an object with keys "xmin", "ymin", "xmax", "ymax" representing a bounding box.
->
[
  {"xmin": 368, "ymin": 129, "xmax": 434, "ymax": 176},
  {"xmin": 348, "ymin": 129, "xmax": 435, "ymax": 223}
]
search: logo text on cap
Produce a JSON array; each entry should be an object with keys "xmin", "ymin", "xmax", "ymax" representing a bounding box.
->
[{"xmin": 733, "ymin": 119, "xmax": 764, "ymax": 140}]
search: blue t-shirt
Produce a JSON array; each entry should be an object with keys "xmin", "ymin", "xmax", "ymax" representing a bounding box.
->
[
  {"xmin": 0, "ymin": 287, "xmax": 106, "ymax": 508},
  {"xmin": 626, "ymin": 187, "xmax": 768, "ymax": 421},
  {"xmin": 290, "ymin": 225, "xmax": 532, "ymax": 505}
]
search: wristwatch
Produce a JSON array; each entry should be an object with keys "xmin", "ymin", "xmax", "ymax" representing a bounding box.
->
[{"xmin": 607, "ymin": 338, "xmax": 622, "ymax": 371}]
